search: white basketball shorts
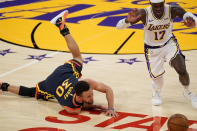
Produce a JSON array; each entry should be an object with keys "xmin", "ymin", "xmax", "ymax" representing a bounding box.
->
[{"xmin": 144, "ymin": 37, "xmax": 184, "ymax": 78}]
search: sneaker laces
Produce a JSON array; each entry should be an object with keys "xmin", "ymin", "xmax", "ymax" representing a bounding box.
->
[{"xmin": 60, "ymin": 11, "xmax": 68, "ymax": 30}]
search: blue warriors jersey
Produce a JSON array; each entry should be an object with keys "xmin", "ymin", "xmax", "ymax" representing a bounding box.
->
[{"xmin": 35, "ymin": 59, "xmax": 83, "ymax": 109}]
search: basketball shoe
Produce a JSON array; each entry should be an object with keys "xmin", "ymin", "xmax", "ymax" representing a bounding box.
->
[
  {"xmin": 50, "ymin": 10, "xmax": 70, "ymax": 36},
  {"xmin": 152, "ymin": 91, "xmax": 162, "ymax": 106},
  {"xmin": 183, "ymin": 91, "xmax": 197, "ymax": 109}
]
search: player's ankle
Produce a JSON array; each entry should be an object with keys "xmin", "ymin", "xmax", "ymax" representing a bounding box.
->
[
  {"xmin": 0, "ymin": 82, "xmax": 9, "ymax": 91},
  {"xmin": 60, "ymin": 26, "xmax": 70, "ymax": 36}
]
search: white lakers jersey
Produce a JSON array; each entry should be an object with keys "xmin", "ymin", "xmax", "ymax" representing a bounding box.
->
[{"xmin": 143, "ymin": 4, "xmax": 173, "ymax": 46}]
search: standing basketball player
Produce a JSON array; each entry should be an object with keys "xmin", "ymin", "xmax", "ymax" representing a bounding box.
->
[
  {"xmin": 116, "ymin": 0, "xmax": 197, "ymax": 108},
  {"xmin": 0, "ymin": 10, "xmax": 117, "ymax": 117}
]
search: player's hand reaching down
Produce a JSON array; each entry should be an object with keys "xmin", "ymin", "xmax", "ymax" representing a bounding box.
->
[
  {"xmin": 105, "ymin": 108, "xmax": 118, "ymax": 117},
  {"xmin": 95, "ymin": 105, "xmax": 118, "ymax": 117}
]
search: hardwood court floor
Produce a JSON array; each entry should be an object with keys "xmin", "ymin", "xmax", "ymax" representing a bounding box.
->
[
  {"xmin": 0, "ymin": 40, "xmax": 197, "ymax": 131},
  {"xmin": 0, "ymin": 0, "xmax": 197, "ymax": 130}
]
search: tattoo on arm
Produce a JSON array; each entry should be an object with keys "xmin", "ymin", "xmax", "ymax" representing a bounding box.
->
[
  {"xmin": 171, "ymin": 5, "xmax": 186, "ymax": 19},
  {"xmin": 140, "ymin": 9, "xmax": 147, "ymax": 25}
]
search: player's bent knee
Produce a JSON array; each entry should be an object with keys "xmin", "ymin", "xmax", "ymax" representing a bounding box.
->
[{"xmin": 19, "ymin": 86, "xmax": 36, "ymax": 97}]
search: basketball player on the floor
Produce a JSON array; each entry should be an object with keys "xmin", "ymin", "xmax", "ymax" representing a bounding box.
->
[
  {"xmin": 116, "ymin": 0, "xmax": 197, "ymax": 108},
  {"xmin": 0, "ymin": 10, "xmax": 117, "ymax": 117}
]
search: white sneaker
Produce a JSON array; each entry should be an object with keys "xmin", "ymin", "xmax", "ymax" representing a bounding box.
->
[
  {"xmin": 152, "ymin": 92, "xmax": 162, "ymax": 106},
  {"xmin": 50, "ymin": 10, "xmax": 68, "ymax": 24},
  {"xmin": 183, "ymin": 92, "xmax": 197, "ymax": 109}
]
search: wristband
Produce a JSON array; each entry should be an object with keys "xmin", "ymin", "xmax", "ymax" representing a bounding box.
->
[
  {"xmin": 183, "ymin": 12, "xmax": 197, "ymax": 27},
  {"xmin": 108, "ymin": 108, "xmax": 114, "ymax": 111},
  {"xmin": 116, "ymin": 18, "xmax": 131, "ymax": 29}
]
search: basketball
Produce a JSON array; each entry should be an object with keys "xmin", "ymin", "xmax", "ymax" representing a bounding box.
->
[{"xmin": 167, "ymin": 114, "xmax": 189, "ymax": 131}]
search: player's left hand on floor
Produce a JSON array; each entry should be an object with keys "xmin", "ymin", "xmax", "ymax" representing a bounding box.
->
[{"xmin": 105, "ymin": 109, "xmax": 118, "ymax": 117}]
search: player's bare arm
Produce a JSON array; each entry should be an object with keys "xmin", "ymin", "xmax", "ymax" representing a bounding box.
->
[
  {"xmin": 82, "ymin": 103, "xmax": 107, "ymax": 111},
  {"xmin": 171, "ymin": 5, "xmax": 186, "ymax": 19},
  {"xmin": 116, "ymin": 8, "xmax": 146, "ymax": 29},
  {"xmin": 83, "ymin": 78, "xmax": 118, "ymax": 117},
  {"xmin": 171, "ymin": 5, "xmax": 197, "ymax": 28},
  {"xmin": 63, "ymin": 106, "xmax": 81, "ymax": 114}
]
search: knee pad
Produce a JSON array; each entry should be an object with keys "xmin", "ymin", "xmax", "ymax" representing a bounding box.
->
[{"xmin": 19, "ymin": 86, "xmax": 36, "ymax": 97}]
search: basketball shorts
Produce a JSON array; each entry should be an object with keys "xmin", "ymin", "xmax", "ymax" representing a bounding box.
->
[
  {"xmin": 144, "ymin": 37, "xmax": 184, "ymax": 78},
  {"xmin": 35, "ymin": 59, "xmax": 82, "ymax": 101}
]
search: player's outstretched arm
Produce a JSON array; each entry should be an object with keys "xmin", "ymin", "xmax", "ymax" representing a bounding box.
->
[
  {"xmin": 171, "ymin": 5, "xmax": 197, "ymax": 28},
  {"xmin": 116, "ymin": 8, "xmax": 146, "ymax": 29},
  {"xmin": 63, "ymin": 106, "xmax": 81, "ymax": 114},
  {"xmin": 83, "ymin": 78, "xmax": 118, "ymax": 117}
]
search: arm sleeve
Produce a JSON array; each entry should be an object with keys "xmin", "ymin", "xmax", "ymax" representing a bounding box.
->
[
  {"xmin": 183, "ymin": 12, "xmax": 197, "ymax": 27},
  {"xmin": 116, "ymin": 18, "xmax": 131, "ymax": 29}
]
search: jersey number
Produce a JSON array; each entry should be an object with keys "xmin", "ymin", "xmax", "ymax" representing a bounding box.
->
[
  {"xmin": 56, "ymin": 86, "xmax": 64, "ymax": 97},
  {"xmin": 154, "ymin": 30, "xmax": 166, "ymax": 40}
]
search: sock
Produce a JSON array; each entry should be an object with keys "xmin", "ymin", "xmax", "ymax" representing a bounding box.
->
[
  {"xmin": 0, "ymin": 83, "xmax": 9, "ymax": 91},
  {"xmin": 183, "ymin": 85, "xmax": 191, "ymax": 95},
  {"xmin": 152, "ymin": 76, "xmax": 164, "ymax": 96},
  {"xmin": 60, "ymin": 26, "xmax": 70, "ymax": 36},
  {"xmin": 55, "ymin": 17, "xmax": 70, "ymax": 36}
]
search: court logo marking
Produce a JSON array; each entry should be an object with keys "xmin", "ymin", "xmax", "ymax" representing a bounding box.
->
[{"xmin": 0, "ymin": 49, "xmax": 15, "ymax": 56}]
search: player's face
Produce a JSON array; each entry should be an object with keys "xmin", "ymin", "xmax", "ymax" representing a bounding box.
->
[
  {"xmin": 81, "ymin": 88, "xmax": 93, "ymax": 104},
  {"xmin": 151, "ymin": 2, "xmax": 164, "ymax": 18}
]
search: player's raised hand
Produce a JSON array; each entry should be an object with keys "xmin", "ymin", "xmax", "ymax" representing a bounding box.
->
[
  {"xmin": 184, "ymin": 17, "xmax": 195, "ymax": 28},
  {"xmin": 125, "ymin": 8, "xmax": 142, "ymax": 23}
]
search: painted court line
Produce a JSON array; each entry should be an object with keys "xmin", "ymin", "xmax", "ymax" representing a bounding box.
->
[{"xmin": 0, "ymin": 52, "xmax": 59, "ymax": 78}]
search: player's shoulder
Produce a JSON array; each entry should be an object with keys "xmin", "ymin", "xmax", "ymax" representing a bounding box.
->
[
  {"xmin": 81, "ymin": 78, "xmax": 94, "ymax": 86},
  {"xmin": 81, "ymin": 78, "xmax": 98, "ymax": 89}
]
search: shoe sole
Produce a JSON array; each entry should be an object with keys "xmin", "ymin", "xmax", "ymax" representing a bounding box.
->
[
  {"xmin": 50, "ymin": 10, "xmax": 69, "ymax": 24},
  {"xmin": 60, "ymin": 11, "xmax": 69, "ymax": 30}
]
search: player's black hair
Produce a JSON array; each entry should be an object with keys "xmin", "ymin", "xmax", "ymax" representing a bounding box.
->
[{"xmin": 74, "ymin": 81, "xmax": 90, "ymax": 96}]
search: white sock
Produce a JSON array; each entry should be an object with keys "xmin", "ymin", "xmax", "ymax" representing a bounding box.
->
[
  {"xmin": 152, "ymin": 76, "xmax": 164, "ymax": 96},
  {"xmin": 183, "ymin": 85, "xmax": 191, "ymax": 95}
]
